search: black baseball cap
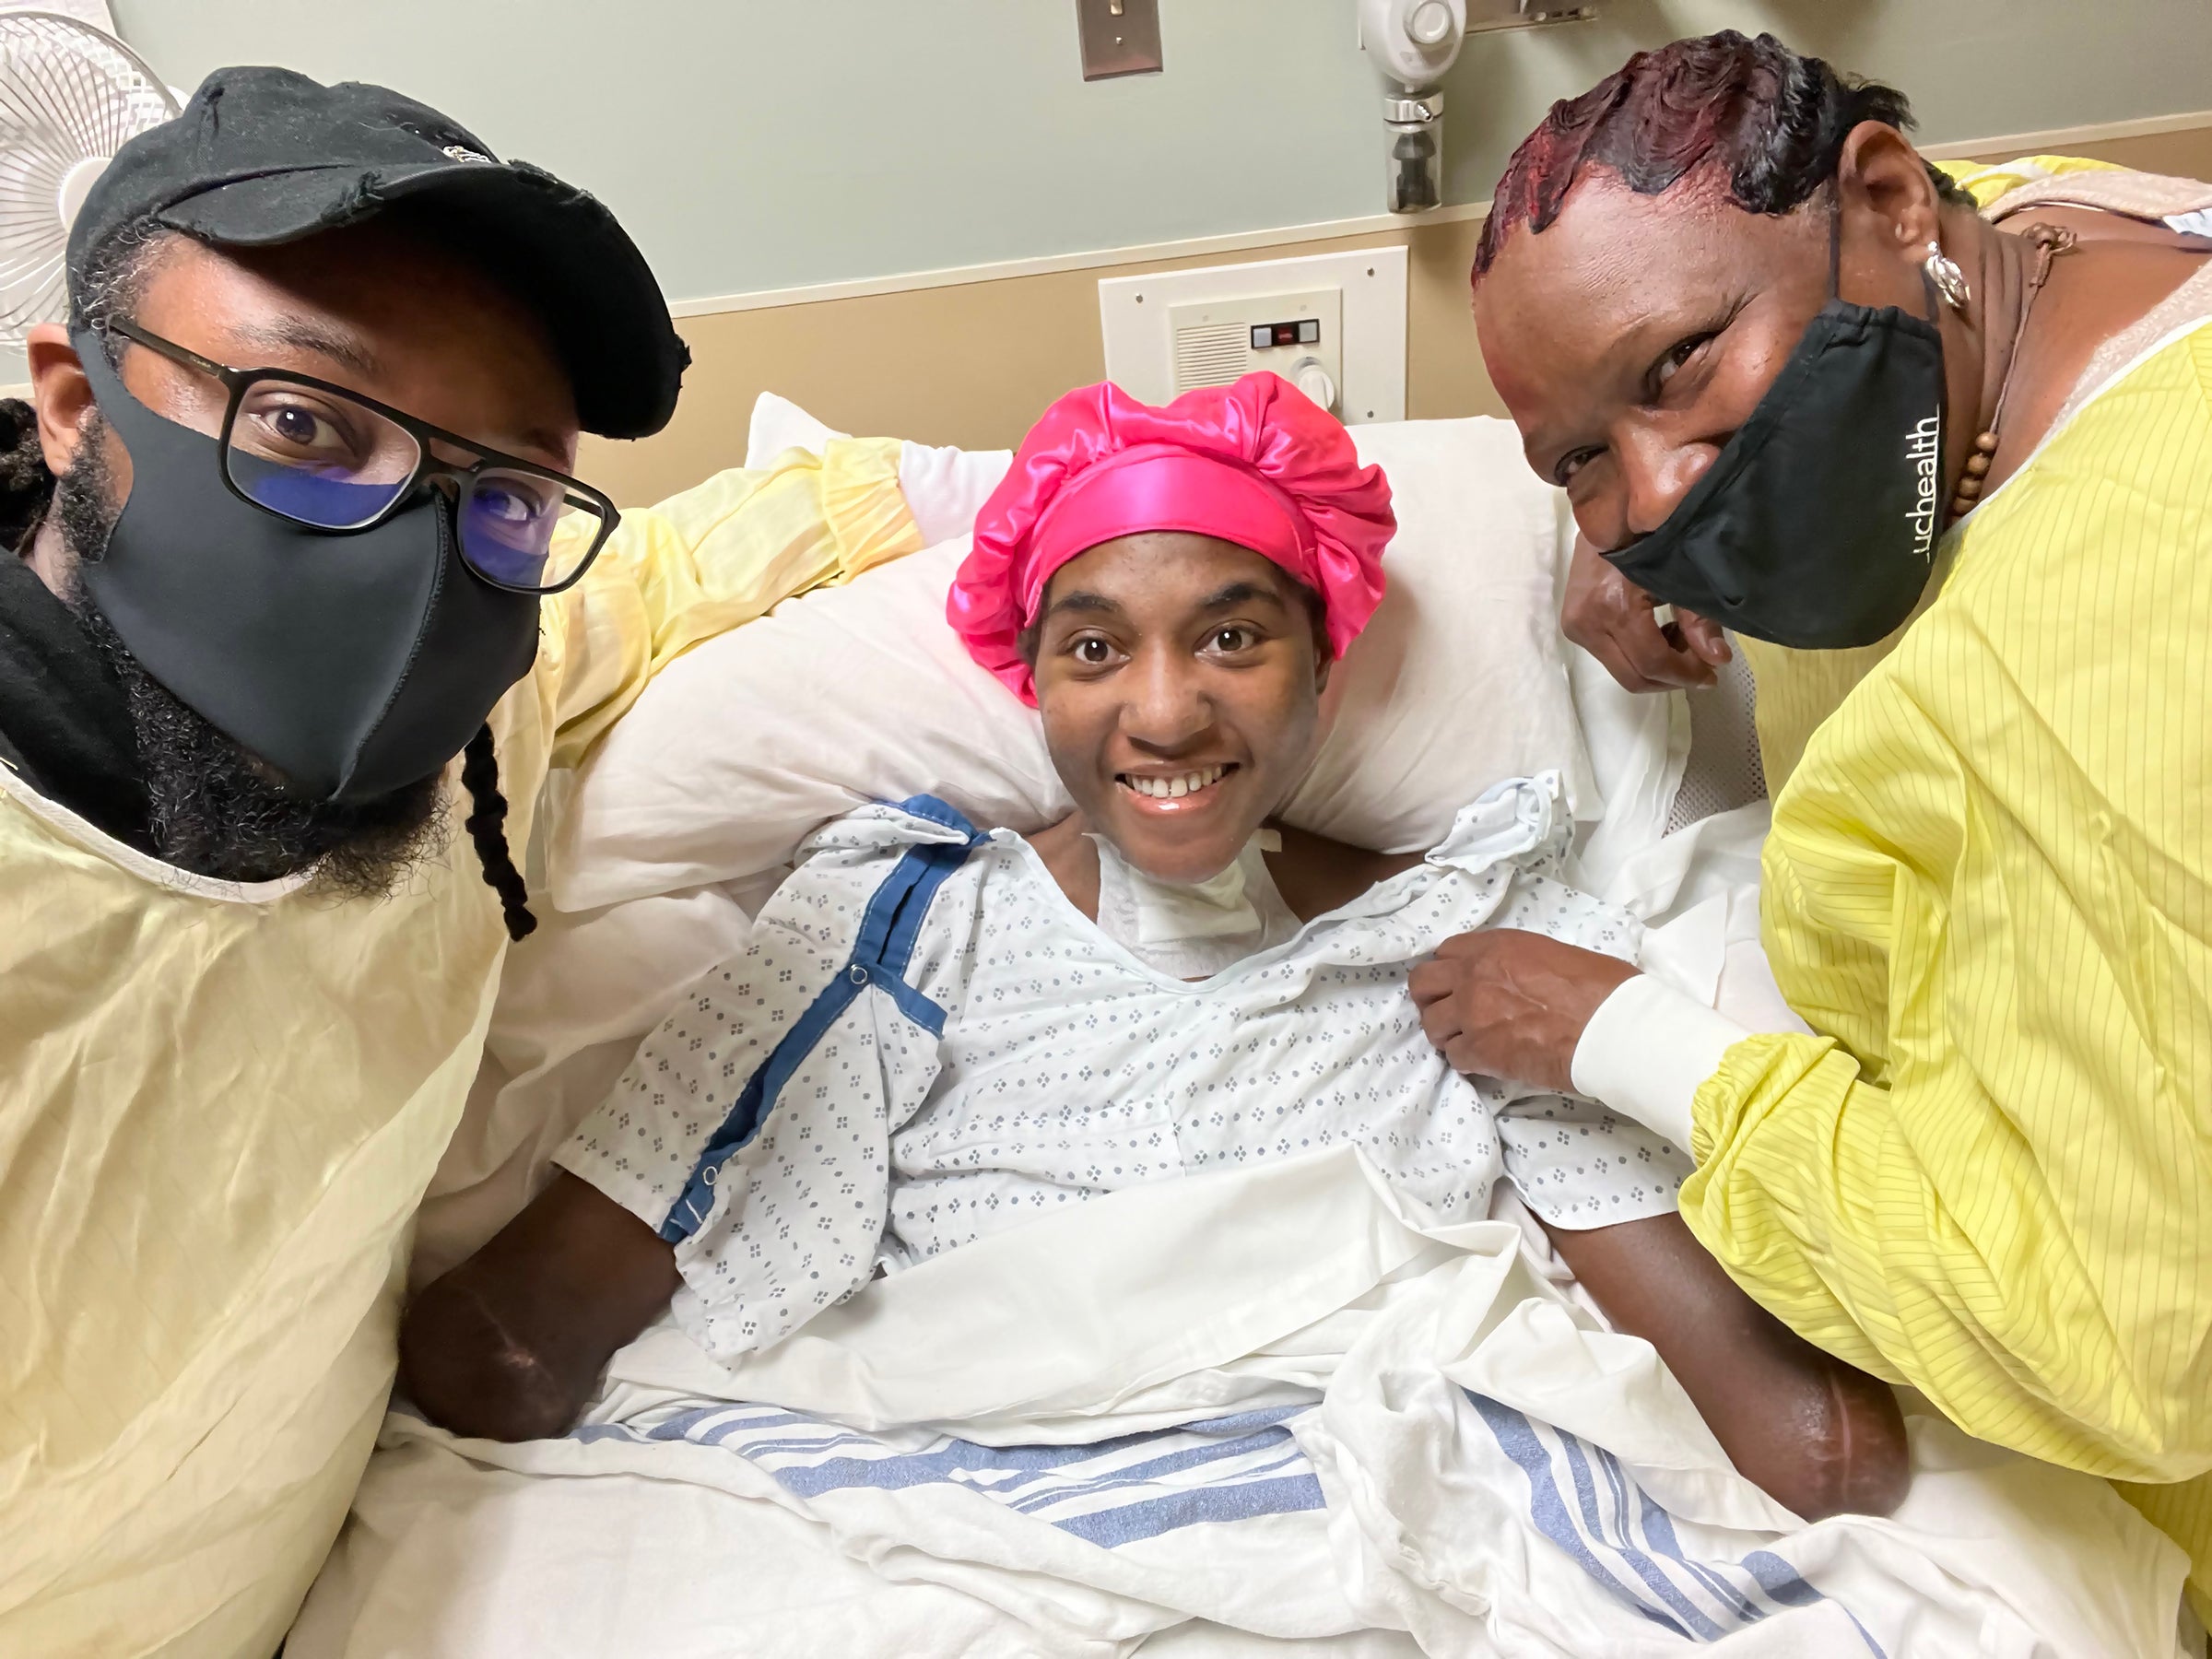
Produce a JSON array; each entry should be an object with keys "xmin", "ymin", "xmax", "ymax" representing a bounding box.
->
[{"xmin": 66, "ymin": 65, "xmax": 688, "ymax": 441}]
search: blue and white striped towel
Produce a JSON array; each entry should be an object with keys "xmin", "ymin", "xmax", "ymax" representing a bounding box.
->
[
  {"xmin": 572, "ymin": 1391, "xmax": 1880, "ymax": 1646},
  {"xmin": 574, "ymin": 1402, "xmax": 1326, "ymax": 1549},
  {"xmin": 1469, "ymin": 1393, "xmax": 1882, "ymax": 1652}
]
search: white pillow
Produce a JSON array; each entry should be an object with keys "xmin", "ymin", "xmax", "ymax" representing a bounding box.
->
[
  {"xmin": 747, "ymin": 392, "xmax": 1015, "ymax": 551},
  {"xmin": 1291, "ymin": 415, "xmax": 1594, "ymax": 850},
  {"xmin": 744, "ymin": 391, "xmax": 844, "ymax": 468},
  {"xmin": 553, "ymin": 538, "xmax": 1066, "ymax": 911},
  {"xmin": 550, "ymin": 402, "xmax": 1594, "ymax": 912}
]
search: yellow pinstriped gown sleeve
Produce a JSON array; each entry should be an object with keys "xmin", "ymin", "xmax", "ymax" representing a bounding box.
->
[{"xmin": 1679, "ymin": 323, "xmax": 2212, "ymax": 1595}]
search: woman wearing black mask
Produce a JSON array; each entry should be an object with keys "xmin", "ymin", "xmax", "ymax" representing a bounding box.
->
[{"xmin": 1411, "ymin": 29, "xmax": 2212, "ymax": 1614}]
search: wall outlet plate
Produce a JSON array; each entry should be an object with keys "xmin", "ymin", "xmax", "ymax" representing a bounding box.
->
[
  {"xmin": 1099, "ymin": 247, "xmax": 1408, "ymax": 424},
  {"xmin": 1077, "ymin": 0, "xmax": 1163, "ymax": 79}
]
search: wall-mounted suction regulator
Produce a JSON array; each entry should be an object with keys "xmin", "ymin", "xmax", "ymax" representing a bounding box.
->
[
  {"xmin": 1360, "ymin": 0, "xmax": 1596, "ymax": 214},
  {"xmin": 1358, "ymin": 0, "xmax": 1464, "ymax": 216}
]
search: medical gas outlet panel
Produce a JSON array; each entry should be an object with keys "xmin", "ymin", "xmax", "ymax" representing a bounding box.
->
[
  {"xmin": 1098, "ymin": 248, "xmax": 1408, "ymax": 426},
  {"xmin": 1167, "ymin": 287, "xmax": 1341, "ymax": 414}
]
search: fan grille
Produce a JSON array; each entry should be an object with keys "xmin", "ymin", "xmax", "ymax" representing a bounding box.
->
[{"xmin": 0, "ymin": 12, "xmax": 177, "ymax": 343}]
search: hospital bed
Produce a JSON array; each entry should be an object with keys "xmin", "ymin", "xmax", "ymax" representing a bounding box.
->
[{"xmin": 289, "ymin": 399, "xmax": 2197, "ymax": 1659}]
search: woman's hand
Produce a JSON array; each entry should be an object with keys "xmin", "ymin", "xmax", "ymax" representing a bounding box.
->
[
  {"xmin": 1563, "ymin": 535, "xmax": 1731, "ymax": 692},
  {"xmin": 1407, "ymin": 929, "xmax": 1638, "ymax": 1092}
]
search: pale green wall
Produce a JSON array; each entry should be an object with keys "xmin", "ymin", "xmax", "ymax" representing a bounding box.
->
[{"xmin": 104, "ymin": 0, "xmax": 2212, "ymax": 307}]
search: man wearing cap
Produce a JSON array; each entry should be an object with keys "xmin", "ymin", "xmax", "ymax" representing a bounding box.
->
[{"xmin": 0, "ymin": 67, "xmax": 924, "ymax": 1656}]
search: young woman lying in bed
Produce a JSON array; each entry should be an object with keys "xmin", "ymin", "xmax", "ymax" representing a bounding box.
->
[{"xmin": 404, "ymin": 373, "xmax": 1907, "ymax": 1521}]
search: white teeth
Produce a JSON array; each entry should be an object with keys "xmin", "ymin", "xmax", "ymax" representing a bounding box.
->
[{"xmin": 1124, "ymin": 765, "xmax": 1228, "ymax": 799}]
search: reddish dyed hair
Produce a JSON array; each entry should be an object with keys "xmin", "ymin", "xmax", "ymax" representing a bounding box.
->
[{"xmin": 1473, "ymin": 30, "xmax": 1967, "ymax": 281}]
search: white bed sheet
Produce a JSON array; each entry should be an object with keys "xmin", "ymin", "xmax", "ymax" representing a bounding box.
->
[
  {"xmin": 303, "ymin": 802, "xmax": 2191, "ymax": 1656},
  {"xmin": 295, "ymin": 1140, "xmax": 2188, "ymax": 1659}
]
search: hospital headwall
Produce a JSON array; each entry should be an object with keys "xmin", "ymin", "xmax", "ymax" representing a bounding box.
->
[{"xmin": 66, "ymin": 1, "xmax": 2212, "ymax": 503}]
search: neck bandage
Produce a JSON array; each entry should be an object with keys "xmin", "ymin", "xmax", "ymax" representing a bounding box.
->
[{"xmin": 1089, "ymin": 829, "xmax": 1299, "ymax": 980}]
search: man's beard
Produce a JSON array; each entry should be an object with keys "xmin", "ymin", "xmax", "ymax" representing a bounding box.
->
[{"xmin": 58, "ymin": 418, "xmax": 449, "ymax": 892}]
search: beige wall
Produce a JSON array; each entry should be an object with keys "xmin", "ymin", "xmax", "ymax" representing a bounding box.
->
[{"xmin": 582, "ymin": 123, "xmax": 2212, "ymax": 509}]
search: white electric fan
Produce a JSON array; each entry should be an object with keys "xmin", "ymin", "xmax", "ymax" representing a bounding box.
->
[{"xmin": 0, "ymin": 9, "xmax": 176, "ymax": 348}]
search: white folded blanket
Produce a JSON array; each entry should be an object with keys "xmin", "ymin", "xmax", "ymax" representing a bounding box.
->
[{"xmin": 293, "ymin": 1148, "xmax": 2187, "ymax": 1658}]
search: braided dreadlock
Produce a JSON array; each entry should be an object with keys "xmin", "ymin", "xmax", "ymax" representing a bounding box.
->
[
  {"xmin": 0, "ymin": 397, "xmax": 50, "ymax": 555},
  {"xmin": 462, "ymin": 724, "xmax": 536, "ymax": 941}
]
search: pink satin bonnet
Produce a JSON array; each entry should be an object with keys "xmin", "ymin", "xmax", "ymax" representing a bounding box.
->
[{"xmin": 947, "ymin": 372, "xmax": 1395, "ymax": 703}]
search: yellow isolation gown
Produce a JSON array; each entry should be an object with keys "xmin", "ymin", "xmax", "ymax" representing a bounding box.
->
[
  {"xmin": 1683, "ymin": 295, "xmax": 2212, "ymax": 1603},
  {"xmin": 0, "ymin": 440, "xmax": 922, "ymax": 1656}
]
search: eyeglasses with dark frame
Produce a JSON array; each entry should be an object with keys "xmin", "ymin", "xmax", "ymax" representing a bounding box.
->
[{"xmin": 104, "ymin": 316, "xmax": 621, "ymax": 595}]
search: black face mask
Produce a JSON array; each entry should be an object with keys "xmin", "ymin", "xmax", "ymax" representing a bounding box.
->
[
  {"xmin": 72, "ymin": 334, "xmax": 541, "ymax": 802},
  {"xmin": 1602, "ymin": 206, "xmax": 1949, "ymax": 651}
]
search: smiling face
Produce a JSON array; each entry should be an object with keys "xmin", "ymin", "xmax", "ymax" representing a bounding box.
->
[
  {"xmin": 1030, "ymin": 531, "xmax": 1329, "ymax": 885},
  {"xmin": 1473, "ymin": 130, "xmax": 1971, "ymax": 553}
]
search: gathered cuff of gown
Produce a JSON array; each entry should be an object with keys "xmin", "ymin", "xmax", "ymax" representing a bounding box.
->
[{"xmin": 1570, "ymin": 973, "xmax": 1753, "ymax": 1152}]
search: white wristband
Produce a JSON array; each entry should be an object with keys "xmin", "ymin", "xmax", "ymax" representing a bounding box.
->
[{"xmin": 1569, "ymin": 974, "xmax": 1753, "ymax": 1151}]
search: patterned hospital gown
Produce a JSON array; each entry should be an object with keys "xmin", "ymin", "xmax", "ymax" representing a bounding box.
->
[{"xmin": 559, "ymin": 776, "xmax": 1690, "ymax": 1361}]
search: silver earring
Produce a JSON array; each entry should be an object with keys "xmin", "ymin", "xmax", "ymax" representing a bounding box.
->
[{"xmin": 1924, "ymin": 241, "xmax": 1971, "ymax": 311}]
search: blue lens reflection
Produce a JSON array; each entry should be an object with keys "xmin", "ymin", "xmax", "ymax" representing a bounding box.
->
[
  {"xmin": 229, "ymin": 449, "xmax": 407, "ymax": 528},
  {"xmin": 461, "ymin": 473, "xmax": 563, "ymax": 589},
  {"xmin": 229, "ymin": 448, "xmax": 588, "ymax": 592}
]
